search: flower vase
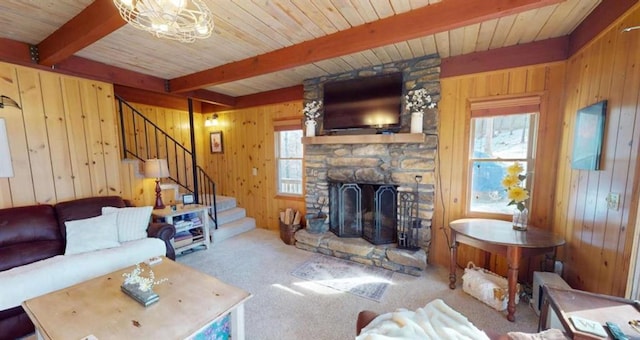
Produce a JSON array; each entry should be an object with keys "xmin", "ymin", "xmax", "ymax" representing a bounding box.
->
[
  {"xmin": 410, "ymin": 112, "xmax": 423, "ymax": 133},
  {"xmin": 512, "ymin": 208, "xmax": 528, "ymax": 231},
  {"xmin": 305, "ymin": 120, "xmax": 316, "ymax": 137}
]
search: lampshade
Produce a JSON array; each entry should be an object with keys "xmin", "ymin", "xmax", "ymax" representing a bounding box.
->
[
  {"xmin": 0, "ymin": 118, "xmax": 13, "ymax": 178},
  {"xmin": 144, "ymin": 159, "xmax": 170, "ymax": 178},
  {"xmin": 113, "ymin": 0, "xmax": 214, "ymax": 43}
]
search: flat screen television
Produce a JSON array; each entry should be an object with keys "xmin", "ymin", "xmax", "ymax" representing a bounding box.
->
[{"xmin": 322, "ymin": 73, "xmax": 403, "ymax": 132}]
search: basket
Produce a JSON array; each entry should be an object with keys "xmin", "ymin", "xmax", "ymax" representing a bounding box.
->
[
  {"xmin": 279, "ymin": 221, "xmax": 301, "ymax": 245},
  {"xmin": 462, "ymin": 262, "xmax": 520, "ymax": 311}
]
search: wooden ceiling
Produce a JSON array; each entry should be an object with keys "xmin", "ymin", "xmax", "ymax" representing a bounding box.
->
[{"xmin": 0, "ymin": 0, "xmax": 635, "ymax": 109}]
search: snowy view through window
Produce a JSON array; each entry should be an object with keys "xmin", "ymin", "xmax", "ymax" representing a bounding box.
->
[
  {"xmin": 470, "ymin": 113, "xmax": 536, "ymax": 214},
  {"xmin": 277, "ymin": 129, "xmax": 303, "ymax": 195}
]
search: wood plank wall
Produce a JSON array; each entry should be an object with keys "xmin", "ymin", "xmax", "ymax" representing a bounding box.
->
[
  {"xmin": 118, "ymin": 103, "xmax": 204, "ymax": 207},
  {"xmin": 552, "ymin": 5, "xmax": 640, "ymax": 297},
  {"xmin": 201, "ymin": 102, "xmax": 305, "ymax": 230},
  {"xmin": 434, "ymin": 63, "xmax": 566, "ymax": 282},
  {"xmin": 0, "ymin": 62, "xmax": 121, "ymax": 208}
]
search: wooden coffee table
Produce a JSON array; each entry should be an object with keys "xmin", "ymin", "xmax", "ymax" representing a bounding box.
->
[{"xmin": 22, "ymin": 257, "xmax": 251, "ymax": 340}]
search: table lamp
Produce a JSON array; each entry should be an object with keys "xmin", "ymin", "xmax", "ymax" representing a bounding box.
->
[{"xmin": 144, "ymin": 158, "xmax": 170, "ymax": 209}]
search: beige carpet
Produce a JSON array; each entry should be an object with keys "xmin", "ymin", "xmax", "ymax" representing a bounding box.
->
[{"xmin": 177, "ymin": 228, "xmax": 539, "ymax": 340}]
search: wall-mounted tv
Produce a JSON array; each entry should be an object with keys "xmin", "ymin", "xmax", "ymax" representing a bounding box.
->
[{"xmin": 322, "ymin": 73, "xmax": 403, "ymax": 132}]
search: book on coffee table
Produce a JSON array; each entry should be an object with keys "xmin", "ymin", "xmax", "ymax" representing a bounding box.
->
[
  {"xmin": 121, "ymin": 283, "xmax": 159, "ymax": 307},
  {"xmin": 569, "ymin": 315, "xmax": 607, "ymax": 338}
]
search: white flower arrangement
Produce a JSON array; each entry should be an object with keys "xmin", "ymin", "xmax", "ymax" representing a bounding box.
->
[
  {"xmin": 405, "ymin": 88, "xmax": 436, "ymax": 113},
  {"xmin": 122, "ymin": 264, "xmax": 168, "ymax": 292},
  {"xmin": 303, "ymin": 100, "xmax": 322, "ymax": 122}
]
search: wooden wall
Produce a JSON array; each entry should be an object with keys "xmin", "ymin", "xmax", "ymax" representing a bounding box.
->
[
  {"xmin": 434, "ymin": 63, "xmax": 567, "ymax": 280},
  {"xmin": 552, "ymin": 5, "xmax": 640, "ymax": 297},
  {"xmin": 0, "ymin": 62, "xmax": 121, "ymax": 208},
  {"xmin": 118, "ymin": 102, "xmax": 205, "ymax": 207},
  {"xmin": 201, "ymin": 102, "xmax": 305, "ymax": 229}
]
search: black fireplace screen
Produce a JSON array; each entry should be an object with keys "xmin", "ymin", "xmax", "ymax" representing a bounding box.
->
[{"xmin": 329, "ymin": 182, "xmax": 397, "ymax": 244}]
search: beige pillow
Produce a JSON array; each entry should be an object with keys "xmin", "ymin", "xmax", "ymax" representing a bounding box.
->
[
  {"xmin": 101, "ymin": 206, "xmax": 153, "ymax": 242},
  {"xmin": 65, "ymin": 213, "xmax": 120, "ymax": 255}
]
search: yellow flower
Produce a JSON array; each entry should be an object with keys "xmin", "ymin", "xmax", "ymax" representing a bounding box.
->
[
  {"xmin": 501, "ymin": 175, "xmax": 520, "ymax": 189},
  {"xmin": 507, "ymin": 186, "xmax": 529, "ymax": 203},
  {"xmin": 506, "ymin": 162, "xmax": 524, "ymax": 176}
]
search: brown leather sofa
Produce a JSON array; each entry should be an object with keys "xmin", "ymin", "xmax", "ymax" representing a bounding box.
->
[{"xmin": 0, "ymin": 196, "xmax": 176, "ymax": 340}]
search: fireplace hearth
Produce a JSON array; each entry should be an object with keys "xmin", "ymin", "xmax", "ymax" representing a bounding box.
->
[{"xmin": 329, "ymin": 182, "xmax": 397, "ymax": 245}]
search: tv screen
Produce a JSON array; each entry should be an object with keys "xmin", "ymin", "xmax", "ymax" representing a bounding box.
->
[{"xmin": 322, "ymin": 73, "xmax": 403, "ymax": 131}]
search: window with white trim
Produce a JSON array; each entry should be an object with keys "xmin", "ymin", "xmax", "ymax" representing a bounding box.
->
[
  {"xmin": 468, "ymin": 96, "xmax": 539, "ymax": 214},
  {"xmin": 275, "ymin": 120, "xmax": 303, "ymax": 196}
]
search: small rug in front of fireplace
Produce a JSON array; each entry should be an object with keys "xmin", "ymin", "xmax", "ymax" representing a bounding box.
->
[{"xmin": 290, "ymin": 254, "xmax": 394, "ymax": 302}]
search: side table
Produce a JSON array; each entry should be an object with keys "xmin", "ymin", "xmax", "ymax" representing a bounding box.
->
[
  {"xmin": 540, "ymin": 285, "xmax": 640, "ymax": 339},
  {"xmin": 153, "ymin": 204, "xmax": 211, "ymax": 254}
]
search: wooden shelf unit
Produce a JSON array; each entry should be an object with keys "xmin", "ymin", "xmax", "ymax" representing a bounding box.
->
[{"xmin": 301, "ymin": 133, "xmax": 426, "ymax": 145}]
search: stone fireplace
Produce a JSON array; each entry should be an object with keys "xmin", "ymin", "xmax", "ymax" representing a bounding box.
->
[{"xmin": 297, "ymin": 54, "xmax": 441, "ymax": 275}]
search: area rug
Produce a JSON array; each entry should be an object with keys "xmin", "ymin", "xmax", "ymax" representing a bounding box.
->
[{"xmin": 290, "ymin": 254, "xmax": 394, "ymax": 302}]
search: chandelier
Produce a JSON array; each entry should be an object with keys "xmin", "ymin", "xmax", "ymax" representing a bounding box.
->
[{"xmin": 113, "ymin": 0, "xmax": 214, "ymax": 43}]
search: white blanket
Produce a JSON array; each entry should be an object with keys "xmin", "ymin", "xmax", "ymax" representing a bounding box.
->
[{"xmin": 356, "ymin": 299, "xmax": 490, "ymax": 340}]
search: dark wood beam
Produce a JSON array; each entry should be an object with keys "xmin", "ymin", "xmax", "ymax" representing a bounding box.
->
[
  {"xmin": 37, "ymin": 0, "xmax": 126, "ymax": 66},
  {"xmin": 206, "ymin": 85, "xmax": 303, "ymax": 112},
  {"xmin": 169, "ymin": 0, "xmax": 563, "ymax": 93},
  {"xmin": 0, "ymin": 38, "xmax": 34, "ymax": 65},
  {"xmin": 234, "ymin": 85, "xmax": 303, "ymax": 109},
  {"xmin": 441, "ymin": 37, "xmax": 569, "ymax": 78},
  {"xmin": 54, "ymin": 56, "xmax": 166, "ymax": 92},
  {"xmin": 182, "ymin": 89, "xmax": 236, "ymax": 107},
  {"xmin": 568, "ymin": 0, "xmax": 638, "ymax": 56},
  {"xmin": 114, "ymin": 85, "xmax": 202, "ymax": 112}
]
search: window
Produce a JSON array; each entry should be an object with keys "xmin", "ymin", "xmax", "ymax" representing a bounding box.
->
[
  {"xmin": 275, "ymin": 125, "xmax": 303, "ymax": 196},
  {"xmin": 468, "ymin": 96, "xmax": 540, "ymax": 214}
]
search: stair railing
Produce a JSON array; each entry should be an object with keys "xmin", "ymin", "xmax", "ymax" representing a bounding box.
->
[{"xmin": 116, "ymin": 95, "xmax": 218, "ymax": 229}]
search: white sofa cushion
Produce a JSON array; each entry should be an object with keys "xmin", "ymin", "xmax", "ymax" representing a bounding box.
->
[
  {"xmin": 65, "ymin": 213, "xmax": 120, "ymax": 255},
  {"xmin": 102, "ymin": 206, "xmax": 153, "ymax": 242},
  {"xmin": 0, "ymin": 237, "xmax": 165, "ymax": 311}
]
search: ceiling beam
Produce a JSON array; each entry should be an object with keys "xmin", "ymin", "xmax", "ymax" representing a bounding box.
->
[
  {"xmin": 568, "ymin": 0, "xmax": 638, "ymax": 56},
  {"xmin": 169, "ymin": 0, "xmax": 563, "ymax": 93},
  {"xmin": 441, "ymin": 37, "xmax": 569, "ymax": 78},
  {"xmin": 114, "ymin": 85, "xmax": 202, "ymax": 112},
  {"xmin": 37, "ymin": 0, "xmax": 126, "ymax": 66},
  {"xmin": 182, "ymin": 89, "xmax": 236, "ymax": 107}
]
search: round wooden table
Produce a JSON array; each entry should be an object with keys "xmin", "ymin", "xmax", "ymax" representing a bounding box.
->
[{"xmin": 448, "ymin": 218, "xmax": 565, "ymax": 322}]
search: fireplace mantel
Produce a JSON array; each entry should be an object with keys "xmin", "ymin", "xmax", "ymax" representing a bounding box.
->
[{"xmin": 301, "ymin": 133, "xmax": 426, "ymax": 145}]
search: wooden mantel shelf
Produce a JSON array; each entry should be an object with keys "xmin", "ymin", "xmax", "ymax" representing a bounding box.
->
[{"xmin": 301, "ymin": 133, "xmax": 426, "ymax": 145}]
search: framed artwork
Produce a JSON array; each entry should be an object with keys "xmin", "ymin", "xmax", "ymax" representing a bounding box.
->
[
  {"xmin": 571, "ymin": 100, "xmax": 607, "ymax": 170},
  {"xmin": 182, "ymin": 193, "xmax": 195, "ymax": 205},
  {"xmin": 210, "ymin": 131, "xmax": 223, "ymax": 153}
]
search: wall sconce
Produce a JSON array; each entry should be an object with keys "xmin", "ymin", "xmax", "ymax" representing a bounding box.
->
[
  {"xmin": 0, "ymin": 118, "xmax": 13, "ymax": 177},
  {"xmin": 204, "ymin": 113, "xmax": 219, "ymax": 127},
  {"xmin": 0, "ymin": 95, "xmax": 21, "ymax": 109},
  {"xmin": 144, "ymin": 158, "xmax": 170, "ymax": 209}
]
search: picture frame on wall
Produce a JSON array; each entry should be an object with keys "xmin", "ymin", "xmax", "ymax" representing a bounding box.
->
[
  {"xmin": 210, "ymin": 131, "xmax": 223, "ymax": 153},
  {"xmin": 182, "ymin": 193, "xmax": 195, "ymax": 205},
  {"xmin": 571, "ymin": 100, "xmax": 607, "ymax": 170}
]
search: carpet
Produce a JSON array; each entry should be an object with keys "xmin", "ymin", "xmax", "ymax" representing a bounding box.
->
[{"xmin": 290, "ymin": 254, "xmax": 394, "ymax": 302}]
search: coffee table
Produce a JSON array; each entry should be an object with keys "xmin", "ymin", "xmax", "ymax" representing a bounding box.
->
[{"xmin": 22, "ymin": 257, "xmax": 251, "ymax": 340}]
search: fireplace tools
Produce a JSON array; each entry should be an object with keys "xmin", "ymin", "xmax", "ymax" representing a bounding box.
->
[{"xmin": 397, "ymin": 175, "xmax": 422, "ymax": 250}]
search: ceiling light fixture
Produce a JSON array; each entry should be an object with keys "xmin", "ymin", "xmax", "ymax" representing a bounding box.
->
[{"xmin": 113, "ymin": 0, "xmax": 214, "ymax": 43}]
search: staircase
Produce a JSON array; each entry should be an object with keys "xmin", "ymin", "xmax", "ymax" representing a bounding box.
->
[{"xmin": 209, "ymin": 195, "xmax": 256, "ymax": 243}]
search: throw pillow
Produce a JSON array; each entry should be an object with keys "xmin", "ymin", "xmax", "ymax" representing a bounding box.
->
[
  {"xmin": 102, "ymin": 206, "xmax": 153, "ymax": 242},
  {"xmin": 65, "ymin": 213, "xmax": 120, "ymax": 255}
]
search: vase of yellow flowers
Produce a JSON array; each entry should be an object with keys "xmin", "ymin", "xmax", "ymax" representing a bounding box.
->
[{"xmin": 502, "ymin": 162, "xmax": 530, "ymax": 231}]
